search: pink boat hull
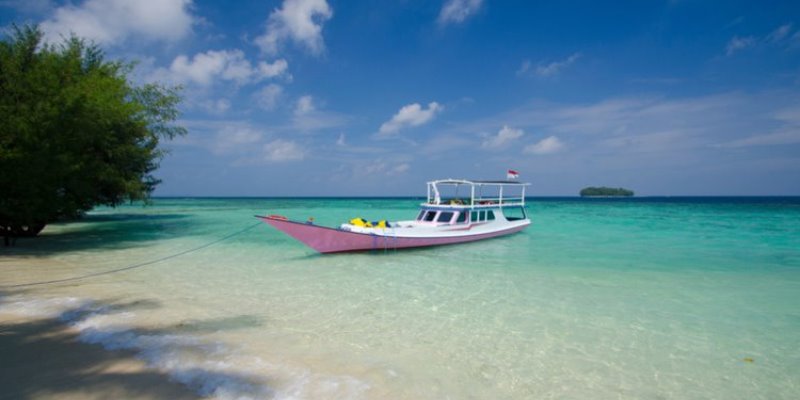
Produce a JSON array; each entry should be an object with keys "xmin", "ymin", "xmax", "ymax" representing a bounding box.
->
[{"xmin": 256, "ymin": 215, "xmax": 527, "ymax": 253}]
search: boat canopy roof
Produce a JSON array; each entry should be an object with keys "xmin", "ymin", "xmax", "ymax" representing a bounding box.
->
[
  {"xmin": 425, "ymin": 179, "xmax": 530, "ymax": 208},
  {"xmin": 427, "ymin": 179, "xmax": 530, "ymax": 186}
]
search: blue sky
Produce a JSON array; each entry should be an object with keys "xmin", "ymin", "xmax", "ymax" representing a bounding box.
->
[{"xmin": 2, "ymin": 0, "xmax": 800, "ymax": 196}]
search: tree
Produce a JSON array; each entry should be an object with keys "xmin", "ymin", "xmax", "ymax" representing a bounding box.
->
[
  {"xmin": 0, "ymin": 25, "xmax": 185, "ymax": 245},
  {"xmin": 579, "ymin": 187, "xmax": 635, "ymax": 197}
]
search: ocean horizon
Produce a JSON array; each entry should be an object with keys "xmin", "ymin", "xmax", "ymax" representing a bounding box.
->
[
  {"xmin": 150, "ymin": 195, "xmax": 800, "ymax": 199},
  {"xmin": 2, "ymin": 196, "xmax": 799, "ymax": 399}
]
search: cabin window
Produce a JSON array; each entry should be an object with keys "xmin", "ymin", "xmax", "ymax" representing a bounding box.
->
[
  {"xmin": 456, "ymin": 212, "xmax": 467, "ymax": 223},
  {"xmin": 470, "ymin": 211, "xmax": 478, "ymax": 222},
  {"xmin": 479, "ymin": 210, "xmax": 486, "ymax": 221},
  {"xmin": 416, "ymin": 210, "xmax": 426, "ymax": 220},
  {"xmin": 424, "ymin": 211, "xmax": 437, "ymax": 222},
  {"xmin": 437, "ymin": 211, "xmax": 454, "ymax": 223},
  {"xmin": 487, "ymin": 210, "xmax": 496, "ymax": 221}
]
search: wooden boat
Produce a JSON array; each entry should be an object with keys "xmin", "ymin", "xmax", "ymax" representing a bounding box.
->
[{"xmin": 257, "ymin": 179, "xmax": 531, "ymax": 253}]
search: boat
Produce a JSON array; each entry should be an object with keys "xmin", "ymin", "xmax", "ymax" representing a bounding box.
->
[{"xmin": 256, "ymin": 179, "xmax": 531, "ymax": 253}]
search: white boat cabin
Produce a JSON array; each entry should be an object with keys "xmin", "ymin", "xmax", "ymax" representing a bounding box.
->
[{"xmin": 416, "ymin": 179, "xmax": 530, "ymax": 225}]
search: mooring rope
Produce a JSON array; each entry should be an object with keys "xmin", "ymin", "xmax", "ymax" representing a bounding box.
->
[{"xmin": 4, "ymin": 221, "xmax": 262, "ymax": 289}]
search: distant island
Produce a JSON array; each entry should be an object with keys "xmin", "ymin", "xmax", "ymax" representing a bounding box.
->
[{"xmin": 580, "ymin": 187, "xmax": 635, "ymax": 197}]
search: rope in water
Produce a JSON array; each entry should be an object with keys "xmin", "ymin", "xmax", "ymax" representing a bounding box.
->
[{"xmin": 4, "ymin": 221, "xmax": 262, "ymax": 289}]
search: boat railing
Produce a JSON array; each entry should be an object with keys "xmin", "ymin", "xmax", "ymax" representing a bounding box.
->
[
  {"xmin": 425, "ymin": 179, "xmax": 529, "ymax": 208},
  {"xmin": 421, "ymin": 196, "xmax": 525, "ymax": 208},
  {"xmin": 472, "ymin": 196, "xmax": 525, "ymax": 206}
]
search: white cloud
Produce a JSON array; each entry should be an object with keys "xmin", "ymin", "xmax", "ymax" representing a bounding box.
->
[
  {"xmin": 390, "ymin": 163, "xmax": 410, "ymax": 175},
  {"xmin": 773, "ymin": 105, "xmax": 800, "ymax": 125},
  {"xmin": 258, "ymin": 59, "xmax": 291, "ymax": 78},
  {"xmin": 718, "ymin": 105, "xmax": 800, "ymax": 147},
  {"xmin": 288, "ymin": 95, "xmax": 349, "ymax": 132},
  {"xmin": 40, "ymin": 0, "xmax": 194, "ymax": 46},
  {"xmin": 482, "ymin": 125, "xmax": 524, "ymax": 149},
  {"xmin": 519, "ymin": 53, "xmax": 581, "ymax": 77},
  {"xmin": 438, "ymin": 0, "xmax": 483, "ymax": 25},
  {"xmin": 163, "ymin": 50, "xmax": 288, "ymax": 86},
  {"xmin": 292, "ymin": 111, "xmax": 350, "ymax": 132},
  {"xmin": 362, "ymin": 162, "xmax": 387, "ymax": 175},
  {"xmin": 516, "ymin": 60, "xmax": 532, "ymax": 76},
  {"xmin": 357, "ymin": 161, "xmax": 410, "ymax": 176},
  {"xmin": 213, "ymin": 126, "xmax": 263, "ymax": 154},
  {"xmin": 294, "ymin": 95, "xmax": 315, "ymax": 116},
  {"xmin": 263, "ymin": 139, "xmax": 305, "ymax": 162},
  {"xmin": 216, "ymin": 99, "xmax": 231, "ymax": 113},
  {"xmin": 524, "ymin": 136, "xmax": 564, "ymax": 155},
  {"xmin": 726, "ymin": 36, "xmax": 756, "ymax": 56},
  {"xmin": 336, "ymin": 133, "xmax": 346, "ymax": 146},
  {"xmin": 767, "ymin": 24, "xmax": 793, "ymax": 42},
  {"xmin": 199, "ymin": 98, "xmax": 231, "ymax": 114},
  {"xmin": 447, "ymin": 92, "xmax": 794, "ymax": 156},
  {"xmin": 378, "ymin": 102, "xmax": 443, "ymax": 136},
  {"xmin": 724, "ymin": 24, "xmax": 797, "ymax": 56},
  {"xmin": 718, "ymin": 130, "xmax": 800, "ymax": 148},
  {"xmin": 492, "ymin": 95, "xmax": 745, "ymax": 143},
  {"xmin": 255, "ymin": 0, "xmax": 333, "ymax": 55},
  {"xmin": 176, "ymin": 119, "xmax": 313, "ymax": 164},
  {"xmin": 255, "ymin": 84, "xmax": 283, "ymax": 110}
]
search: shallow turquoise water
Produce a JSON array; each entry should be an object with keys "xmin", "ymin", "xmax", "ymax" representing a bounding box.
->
[{"xmin": 2, "ymin": 197, "xmax": 799, "ymax": 399}]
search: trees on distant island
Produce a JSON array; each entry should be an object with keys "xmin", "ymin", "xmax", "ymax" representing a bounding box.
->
[
  {"xmin": 0, "ymin": 25, "xmax": 185, "ymax": 245},
  {"xmin": 579, "ymin": 187, "xmax": 634, "ymax": 197}
]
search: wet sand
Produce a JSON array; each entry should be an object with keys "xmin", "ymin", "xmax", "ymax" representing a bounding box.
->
[{"xmin": 0, "ymin": 313, "xmax": 199, "ymax": 400}]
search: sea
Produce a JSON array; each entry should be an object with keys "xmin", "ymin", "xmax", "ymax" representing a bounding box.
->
[{"xmin": 1, "ymin": 197, "xmax": 799, "ymax": 399}]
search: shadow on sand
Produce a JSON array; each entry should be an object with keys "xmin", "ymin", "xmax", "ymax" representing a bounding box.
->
[
  {"xmin": 0, "ymin": 292, "xmax": 270, "ymax": 399},
  {"xmin": 1, "ymin": 213, "xmax": 194, "ymax": 256}
]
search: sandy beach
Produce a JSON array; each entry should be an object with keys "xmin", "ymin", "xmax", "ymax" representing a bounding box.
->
[{"xmin": 0, "ymin": 312, "xmax": 199, "ymax": 400}]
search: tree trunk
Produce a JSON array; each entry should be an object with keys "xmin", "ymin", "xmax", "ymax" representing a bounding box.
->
[
  {"xmin": 1, "ymin": 222, "xmax": 46, "ymax": 246},
  {"xmin": 16, "ymin": 222, "xmax": 47, "ymax": 237},
  {"xmin": 1, "ymin": 225, "xmax": 11, "ymax": 246}
]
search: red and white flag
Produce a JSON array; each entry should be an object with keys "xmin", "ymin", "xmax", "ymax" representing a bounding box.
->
[{"xmin": 507, "ymin": 169, "xmax": 519, "ymax": 180}]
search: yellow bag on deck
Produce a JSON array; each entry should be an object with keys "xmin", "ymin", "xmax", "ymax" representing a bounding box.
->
[{"xmin": 350, "ymin": 218, "xmax": 372, "ymax": 227}]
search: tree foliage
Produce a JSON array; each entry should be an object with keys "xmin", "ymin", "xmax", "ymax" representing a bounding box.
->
[
  {"xmin": 579, "ymin": 187, "xmax": 635, "ymax": 197},
  {"xmin": 0, "ymin": 25, "xmax": 185, "ymax": 244}
]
